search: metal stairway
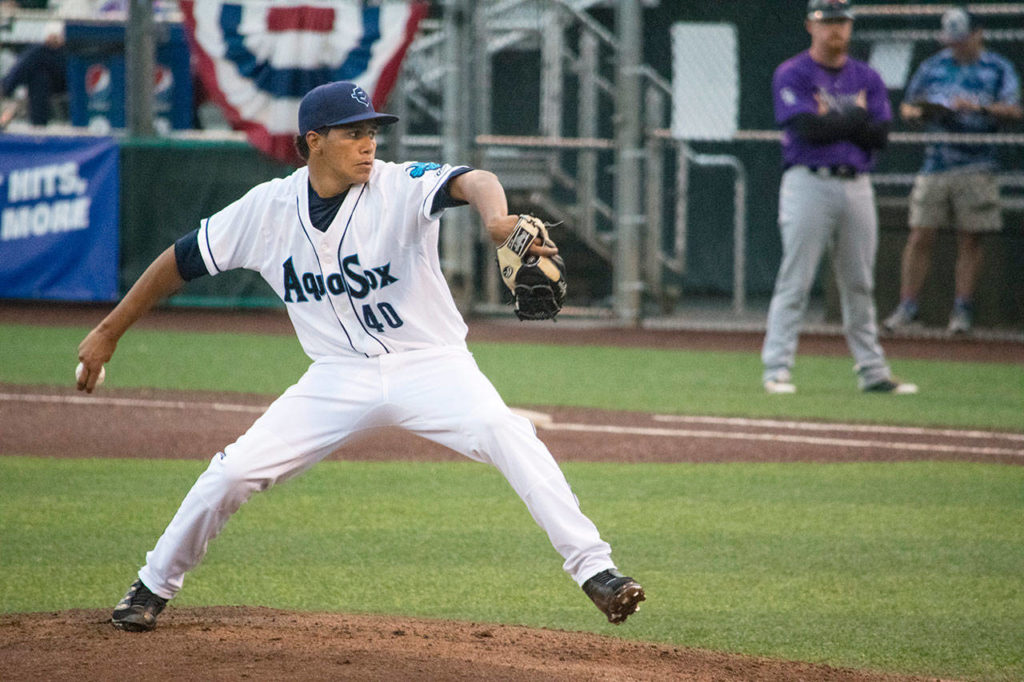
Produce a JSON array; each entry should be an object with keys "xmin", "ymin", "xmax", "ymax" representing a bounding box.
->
[{"xmin": 390, "ymin": 0, "xmax": 672, "ymax": 321}]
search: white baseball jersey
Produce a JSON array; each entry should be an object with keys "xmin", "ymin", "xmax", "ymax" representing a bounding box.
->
[{"xmin": 195, "ymin": 160, "xmax": 471, "ymax": 360}]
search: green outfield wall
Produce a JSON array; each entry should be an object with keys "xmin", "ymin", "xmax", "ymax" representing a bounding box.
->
[{"xmin": 118, "ymin": 139, "xmax": 293, "ymax": 307}]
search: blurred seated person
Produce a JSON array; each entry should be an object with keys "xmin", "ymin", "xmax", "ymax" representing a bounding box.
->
[
  {"xmin": 0, "ymin": 0, "xmax": 127, "ymax": 127},
  {"xmin": 0, "ymin": 24, "xmax": 66, "ymax": 126}
]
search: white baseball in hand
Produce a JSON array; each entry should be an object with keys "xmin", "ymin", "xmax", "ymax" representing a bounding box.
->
[{"xmin": 76, "ymin": 362, "xmax": 105, "ymax": 386}]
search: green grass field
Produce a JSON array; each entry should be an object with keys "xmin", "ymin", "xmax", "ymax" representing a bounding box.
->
[
  {"xmin": 2, "ymin": 321, "xmax": 1023, "ymax": 681},
  {"xmin": 2, "ymin": 323, "xmax": 1022, "ymax": 429}
]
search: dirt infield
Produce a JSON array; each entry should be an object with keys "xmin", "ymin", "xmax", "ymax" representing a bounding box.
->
[
  {"xmin": 3, "ymin": 384, "xmax": 1022, "ymax": 466},
  {"xmin": 0, "ymin": 608, "xmax": 942, "ymax": 682},
  {"xmin": 3, "ymin": 301, "xmax": 1017, "ymax": 680}
]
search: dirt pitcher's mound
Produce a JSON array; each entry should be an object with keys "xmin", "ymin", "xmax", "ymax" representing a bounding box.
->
[{"xmin": 1, "ymin": 607, "xmax": 938, "ymax": 681}]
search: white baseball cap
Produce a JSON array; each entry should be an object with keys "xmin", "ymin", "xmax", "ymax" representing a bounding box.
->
[{"xmin": 939, "ymin": 7, "xmax": 979, "ymax": 44}]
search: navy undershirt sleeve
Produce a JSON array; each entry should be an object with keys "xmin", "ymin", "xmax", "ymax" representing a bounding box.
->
[
  {"xmin": 173, "ymin": 229, "xmax": 209, "ymax": 281},
  {"xmin": 431, "ymin": 166, "xmax": 474, "ymax": 214}
]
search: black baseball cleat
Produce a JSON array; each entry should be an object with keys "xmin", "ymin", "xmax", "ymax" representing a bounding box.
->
[
  {"xmin": 111, "ymin": 579, "xmax": 168, "ymax": 632},
  {"xmin": 582, "ymin": 569, "xmax": 645, "ymax": 624}
]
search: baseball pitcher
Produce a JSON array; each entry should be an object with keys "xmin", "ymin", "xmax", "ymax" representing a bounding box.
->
[{"xmin": 77, "ymin": 81, "xmax": 644, "ymax": 631}]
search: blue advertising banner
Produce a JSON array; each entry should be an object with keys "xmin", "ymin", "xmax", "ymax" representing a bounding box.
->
[{"xmin": 0, "ymin": 135, "xmax": 120, "ymax": 301}]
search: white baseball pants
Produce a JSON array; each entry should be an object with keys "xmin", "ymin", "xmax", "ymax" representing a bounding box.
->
[{"xmin": 137, "ymin": 346, "xmax": 615, "ymax": 599}]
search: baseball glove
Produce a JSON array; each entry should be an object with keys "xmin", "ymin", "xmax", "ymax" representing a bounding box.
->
[{"xmin": 496, "ymin": 215, "xmax": 566, "ymax": 321}]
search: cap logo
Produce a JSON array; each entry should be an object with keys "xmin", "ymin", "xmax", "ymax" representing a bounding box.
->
[
  {"xmin": 351, "ymin": 86, "xmax": 369, "ymax": 107},
  {"xmin": 807, "ymin": 0, "xmax": 853, "ymax": 20}
]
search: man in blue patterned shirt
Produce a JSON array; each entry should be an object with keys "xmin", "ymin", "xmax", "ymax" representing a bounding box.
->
[{"xmin": 883, "ymin": 7, "xmax": 1022, "ymax": 335}]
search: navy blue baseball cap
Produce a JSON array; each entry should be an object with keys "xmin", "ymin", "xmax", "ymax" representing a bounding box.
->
[
  {"xmin": 807, "ymin": 0, "xmax": 854, "ymax": 21},
  {"xmin": 298, "ymin": 81, "xmax": 399, "ymax": 136}
]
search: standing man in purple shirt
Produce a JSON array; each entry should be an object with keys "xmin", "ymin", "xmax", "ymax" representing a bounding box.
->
[{"xmin": 761, "ymin": 0, "xmax": 917, "ymax": 395}]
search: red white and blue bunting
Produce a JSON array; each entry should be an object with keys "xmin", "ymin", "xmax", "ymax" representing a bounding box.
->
[{"xmin": 181, "ymin": 1, "xmax": 428, "ymax": 163}]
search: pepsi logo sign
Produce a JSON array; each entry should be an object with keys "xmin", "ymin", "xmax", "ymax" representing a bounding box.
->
[
  {"xmin": 85, "ymin": 64, "xmax": 111, "ymax": 96},
  {"xmin": 153, "ymin": 65, "xmax": 174, "ymax": 94}
]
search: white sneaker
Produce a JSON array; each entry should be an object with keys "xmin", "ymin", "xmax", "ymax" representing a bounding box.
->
[
  {"xmin": 947, "ymin": 306, "xmax": 973, "ymax": 335},
  {"xmin": 882, "ymin": 303, "xmax": 917, "ymax": 333},
  {"xmin": 764, "ymin": 369, "xmax": 796, "ymax": 394}
]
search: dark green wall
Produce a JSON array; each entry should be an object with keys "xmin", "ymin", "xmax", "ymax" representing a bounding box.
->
[{"xmin": 119, "ymin": 139, "xmax": 294, "ymax": 306}]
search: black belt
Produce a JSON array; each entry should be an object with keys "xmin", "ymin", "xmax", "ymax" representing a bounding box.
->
[{"xmin": 802, "ymin": 164, "xmax": 860, "ymax": 179}]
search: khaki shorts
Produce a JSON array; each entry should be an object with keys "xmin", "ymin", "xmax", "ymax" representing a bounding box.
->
[{"xmin": 908, "ymin": 171, "xmax": 1002, "ymax": 233}]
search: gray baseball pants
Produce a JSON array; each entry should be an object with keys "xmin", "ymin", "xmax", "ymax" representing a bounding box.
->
[{"xmin": 762, "ymin": 166, "xmax": 891, "ymax": 387}]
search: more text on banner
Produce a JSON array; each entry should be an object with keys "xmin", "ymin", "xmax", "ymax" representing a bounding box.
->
[{"xmin": 0, "ymin": 135, "xmax": 120, "ymax": 301}]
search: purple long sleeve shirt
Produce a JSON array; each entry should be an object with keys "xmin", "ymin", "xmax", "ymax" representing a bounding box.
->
[{"xmin": 773, "ymin": 51, "xmax": 891, "ymax": 172}]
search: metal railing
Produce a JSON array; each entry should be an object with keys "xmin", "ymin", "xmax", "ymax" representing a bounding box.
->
[{"xmin": 395, "ymin": 0, "xmax": 670, "ymax": 324}]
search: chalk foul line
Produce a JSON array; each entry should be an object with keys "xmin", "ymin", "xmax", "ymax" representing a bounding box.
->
[
  {"xmin": 650, "ymin": 414, "xmax": 1024, "ymax": 442},
  {"xmin": 0, "ymin": 392, "xmax": 268, "ymax": 414},
  {"xmin": 543, "ymin": 422, "xmax": 1024, "ymax": 458}
]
